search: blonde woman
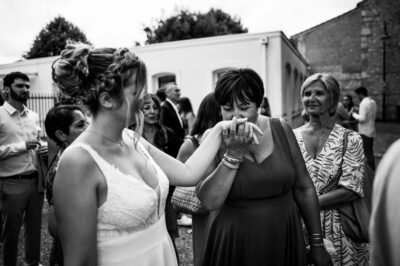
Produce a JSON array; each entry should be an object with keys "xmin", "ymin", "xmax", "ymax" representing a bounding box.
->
[{"xmin": 293, "ymin": 73, "xmax": 369, "ymax": 265}]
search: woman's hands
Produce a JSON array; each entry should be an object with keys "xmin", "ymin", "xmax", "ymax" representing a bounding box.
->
[
  {"xmin": 218, "ymin": 117, "xmax": 263, "ymax": 158},
  {"xmin": 308, "ymin": 246, "xmax": 333, "ymax": 266}
]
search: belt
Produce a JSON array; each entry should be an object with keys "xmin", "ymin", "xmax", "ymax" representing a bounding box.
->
[{"xmin": 2, "ymin": 172, "xmax": 38, "ymax": 179}]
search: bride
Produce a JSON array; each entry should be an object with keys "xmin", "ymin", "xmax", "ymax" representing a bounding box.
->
[{"xmin": 51, "ymin": 42, "xmax": 261, "ymax": 266}]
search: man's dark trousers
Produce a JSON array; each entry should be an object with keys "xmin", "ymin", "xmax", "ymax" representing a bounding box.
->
[
  {"xmin": 361, "ymin": 134, "xmax": 375, "ymax": 171},
  {"xmin": 1, "ymin": 173, "xmax": 44, "ymax": 266}
]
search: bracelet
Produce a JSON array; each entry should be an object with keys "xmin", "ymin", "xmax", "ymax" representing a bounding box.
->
[
  {"xmin": 309, "ymin": 233, "xmax": 323, "ymax": 244},
  {"xmin": 310, "ymin": 233, "xmax": 323, "ymax": 239},
  {"xmin": 221, "ymin": 158, "xmax": 240, "ymax": 170},
  {"xmin": 224, "ymin": 152, "xmax": 244, "ymax": 165}
]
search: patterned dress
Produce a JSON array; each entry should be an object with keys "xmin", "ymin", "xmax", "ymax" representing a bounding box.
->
[{"xmin": 294, "ymin": 124, "xmax": 369, "ymax": 265}]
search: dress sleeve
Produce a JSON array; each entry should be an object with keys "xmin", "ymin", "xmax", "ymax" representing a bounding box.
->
[{"xmin": 338, "ymin": 131, "xmax": 365, "ymax": 196}]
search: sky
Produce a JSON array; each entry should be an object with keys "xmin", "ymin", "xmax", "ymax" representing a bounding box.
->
[{"xmin": 0, "ymin": 0, "xmax": 361, "ymax": 64}]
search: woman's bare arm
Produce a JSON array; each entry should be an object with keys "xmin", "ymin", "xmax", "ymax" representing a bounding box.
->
[
  {"xmin": 146, "ymin": 118, "xmax": 261, "ymax": 186},
  {"xmin": 281, "ymin": 120, "xmax": 323, "ymax": 235},
  {"xmin": 53, "ymin": 148, "xmax": 100, "ymax": 266}
]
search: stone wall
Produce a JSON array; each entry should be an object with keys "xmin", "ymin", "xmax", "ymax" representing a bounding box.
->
[{"xmin": 291, "ymin": 0, "xmax": 400, "ymax": 120}]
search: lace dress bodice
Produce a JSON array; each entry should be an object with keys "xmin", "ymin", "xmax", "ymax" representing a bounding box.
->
[{"xmin": 68, "ymin": 135, "xmax": 170, "ymax": 243}]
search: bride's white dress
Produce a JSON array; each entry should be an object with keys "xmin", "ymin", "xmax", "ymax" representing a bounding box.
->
[{"xmin": 69, "ymin": 132, "xmax": 177, "ymax": 266}]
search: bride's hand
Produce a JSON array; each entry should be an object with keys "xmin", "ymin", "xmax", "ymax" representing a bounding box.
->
[{"xmin": 219, "ymin": 117, "xmax": 263, "ymax": 155}]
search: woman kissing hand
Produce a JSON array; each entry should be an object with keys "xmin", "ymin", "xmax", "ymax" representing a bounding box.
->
[{"xmin": 219, "ymin": 117, "xmax": 263, "ymax": 157}]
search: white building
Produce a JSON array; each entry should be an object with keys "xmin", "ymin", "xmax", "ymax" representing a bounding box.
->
[{"xmin": 0, "ymin": 31, "xmax": 308, "ymax": 127}]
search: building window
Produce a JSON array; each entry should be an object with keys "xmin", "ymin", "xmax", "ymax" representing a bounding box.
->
[
  {"xmin": 293, "ymin": 69, "xmax": 299, "ymax": 113},
  {"xmin": 284, "ymin": 63, "xmax": 292, "ymax": 116},
  {"xmin": 152, "ymin": 73, "xmax": 176, "ymax": 92},
  {"xmin": 212, "ymin": 68, "xmax": 233, "ymax": 87},
  {"xmin": 298, "ymin": 73, "xmax": 304, "ymax": 110},
  {"xmin": 158, "ymin": 75, "xmax": 176, "ymax": 88}
]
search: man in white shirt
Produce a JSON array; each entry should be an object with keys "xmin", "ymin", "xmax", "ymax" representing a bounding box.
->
[
  {"xmin": 351, "ymin": 86, "xmax": 377, "ymax": 170},
  {"xmin": 0, "ymin": 72, "xmax": 44, "ymax": 266}
]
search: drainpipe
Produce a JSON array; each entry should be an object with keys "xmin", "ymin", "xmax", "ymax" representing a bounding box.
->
[{"xmin": 381, "ymin": 21, "xmax": 390, "ymax": 121}]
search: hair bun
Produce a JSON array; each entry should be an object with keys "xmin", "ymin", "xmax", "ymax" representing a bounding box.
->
[{"xmin": 52, "ymin": 41, "xmax": 92, "ymax": 97}]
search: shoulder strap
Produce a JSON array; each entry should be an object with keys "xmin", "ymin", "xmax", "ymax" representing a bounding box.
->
[
  {"xmin": 270, "ymin": 118, "xmax": 291, "ymax": 154},
  {"xmin": 136, "ymin": 141, "xmax": 152, "ymax": 160},
  {"xmin": 186, "ymin": 135, "xmax": 200, "ymax": 148},
  {"xmin": 269, "ymin": 118, "xmax": 295, "ymax": 167},
  {"xmin": 67, "ymin": 143, "xmax": 109, "ymax": 174}
]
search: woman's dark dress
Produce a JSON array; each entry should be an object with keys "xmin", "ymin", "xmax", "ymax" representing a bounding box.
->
[
  {"xmin": 200, "ymin": 119, "xmax": 307, "ymax": 266},
  {"xmin": 45, "ymin": 149, "xmax": 64, "ymax": 266}
]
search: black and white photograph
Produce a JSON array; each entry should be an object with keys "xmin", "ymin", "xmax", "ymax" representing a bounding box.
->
[{"xmin": 0, "ymin": 0, "xmax": 399, "ymax": 265}]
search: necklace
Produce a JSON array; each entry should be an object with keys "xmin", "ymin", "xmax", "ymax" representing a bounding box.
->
[{"xmin": 86, "ymin": 130, "xmax": 124, "ymax": 147}]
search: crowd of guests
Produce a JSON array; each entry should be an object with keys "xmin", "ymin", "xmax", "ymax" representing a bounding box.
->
[{"xmin": 0, "ymin": 41, "xmax": 398, "ymax": 266}]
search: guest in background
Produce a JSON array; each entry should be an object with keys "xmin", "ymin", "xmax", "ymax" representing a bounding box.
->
[
  {"xmin": 334, "ymin": 101, "xmax": 350, "ymax": 127},
  {"xmin": 370, "ymin": 139, "xmax": 400, "ymax": 266},
  {"xmin": 260, "ymin": 96, "xmax": 271, "ymax": 117},
  {"xmin": 293, "ymin": 73, "xmax": 369, "ymax": 265},
  {"xmin": 342, "ymin": 94, "xmax": 355, "ymax": 113},
  {"xmin": 160, "ymin": 83, "xmax": 192, "ymax": 226},
  {"xmin": 178, "ymin": 97, "xmax": 196, "ymax": 136},
  {"xmin": 44, "ymin": 104, "xmax": 88, "ymax": 265},
  {"xmin": 0, "ymin": 71, "xmax": 46, "ymax": 266},
  {"xmin": 156, "ymin": 87, "xmax": 167, "ymax": 106},
  {"xmin": 351, "ymin": 86, "xmax": 377, "ymax": 170},
  {"xmin": 341, "ymin": 94, "xmax": 357, "ymax": 131},
  {"xmin": 176, "ymin": 92, "xmax": 222, "ymax": 266},
  {"xmin": 140, "ymin": 94, "xmax": 180, "ymax": 260},
  {"xmin": 160, "ymin": 82, "xmax": 185, "ymax": 144},
  {"xmin": 0, "ymin": 88, "xmax": 7, "ymax": 105}
]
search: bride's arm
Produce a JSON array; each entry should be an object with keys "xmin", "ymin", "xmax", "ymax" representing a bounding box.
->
[{"xmin": 144, "ymin": 118, "xmax": 260, "ymax": 186}]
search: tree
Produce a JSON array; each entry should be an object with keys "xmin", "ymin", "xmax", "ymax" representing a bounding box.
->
[
  {"xmin": 144, "ymin": 8, "xmax": 247, "ymax": 44},
  {"xmin": 24, "ymin": 16, "xmax": 91, "ymax": 59}
]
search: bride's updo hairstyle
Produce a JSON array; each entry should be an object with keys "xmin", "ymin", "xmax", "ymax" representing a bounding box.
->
[{"xmin": 52, "ymin": 42, "xmax": 147, "ymax": 116}]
